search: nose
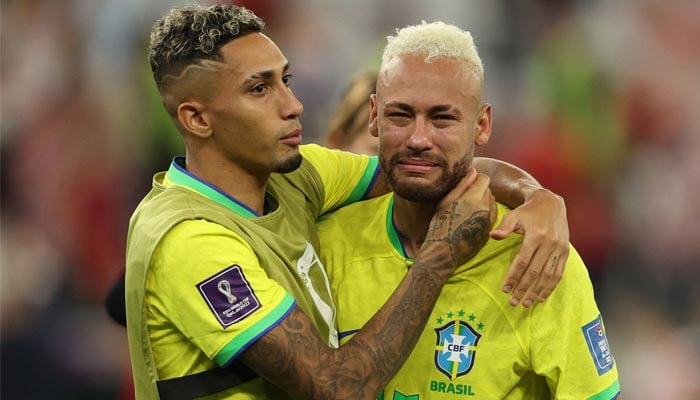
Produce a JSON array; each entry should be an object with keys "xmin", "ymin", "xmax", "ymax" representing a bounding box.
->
[
  {"xmin": 282, "ymin": 87, "xmax": 304, "ymax": 120},
  {"xmin": 406, "ymin": 117, "xmax": 432, "ymax": 151}
]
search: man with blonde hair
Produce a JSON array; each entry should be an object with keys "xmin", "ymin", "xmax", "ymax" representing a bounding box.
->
[
  {"xmin": 125, "ymin": 4, "xmax": 571, "ymax": 399},
  {"xmin": 321, "ymin": 21, "xmax": 621, "ymax": 399}
]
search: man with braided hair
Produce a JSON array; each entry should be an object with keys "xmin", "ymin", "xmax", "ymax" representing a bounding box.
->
[{"xmin": 126, "ymin": 4, "xmax": 570, "ymax": 399}]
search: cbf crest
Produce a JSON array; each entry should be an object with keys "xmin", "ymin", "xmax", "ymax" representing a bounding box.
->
[{"xmin": 434, "ymin": 315, "xmax": 481, "ymax": 380}]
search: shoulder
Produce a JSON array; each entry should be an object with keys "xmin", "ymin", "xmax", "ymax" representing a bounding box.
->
[
  {"xmin": 152, "ymin": 219, "xmax": 257, "ymax": 280},
  {"xmin": 160, "ymin": 219, "xmax": 253, "ymax": 252},
  {"xmin": 299, "ymin": 143, "xmax": 368, "ymax": 167},
  {"xmin": 317, "ymin": 194, "xmax": 390, "ymax": 230}
]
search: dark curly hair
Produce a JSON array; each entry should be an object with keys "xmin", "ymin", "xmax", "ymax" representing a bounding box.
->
[{"xmin": 148, "ymin": 4, "xmax": 264, "ymax": 89}]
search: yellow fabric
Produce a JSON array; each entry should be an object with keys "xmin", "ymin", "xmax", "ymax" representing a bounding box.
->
[
  {"xmin": 148, "ymin": 220, "xmax": 292, "ymax": 377},
  {"xmin": 126, "ymin": 144, "xmax": 380, "ymax": 399},
  {"xmin": 300, "ymin": 144, "xmax": 377, "ymax": 213},
  {"xmin": 319, "ymin": 194, "xmax": 620, "ymax": 399}
]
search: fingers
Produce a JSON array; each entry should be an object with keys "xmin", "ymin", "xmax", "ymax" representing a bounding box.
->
[
  {"xmin": 503, "ymin": 244, "xmax": 569, "ymax": 307},
  {"xmin": 505, "ymin": 245, "xmax": 545, "ymax": 307},
  {"xmin": 531, "ymin": 252, "xmax": 565, "ymax": 302},
  {"xmin": 463, "ymin": 167, "xmax": 478, "ymax": 187},
  {"xmin": 427, "ymin": 172, "xmax": 494, "ymax": 268},
  {"xmin": 514, "ymin": 251, "xmax": 558, "ymax": 308},
  {"xmin": 530, "ymin": 239, "xmax": 569, "ymax": 303},
  {"xmin": 490, "ymin": 212, "xmax": 521, "ymax": 240},
  {"xmin": 536, "ymin": 245, "xmax": 569, "ymax": 301},
  {"xmin": 500, "ymin": 234, "xmax": 536, "ymax": 298},
  {"xmin": 497, "ymin": 189, "xmax": 571, "ymax": 307},
  {"xmin": 439, "ymin": 168, "xmax": 477, "ymax": 205}
]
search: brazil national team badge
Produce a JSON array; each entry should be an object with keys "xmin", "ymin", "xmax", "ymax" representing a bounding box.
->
[
  {"xmin": 582, "ymin": 314, "xmax": 614, "ymax": 375},
  {"xmin": 198, "ymin": 264, "xmax": 260, "ymax": 328},
  {"xmin": 434, "ymin": 314, "xmax": 481, "ymax": 380}
]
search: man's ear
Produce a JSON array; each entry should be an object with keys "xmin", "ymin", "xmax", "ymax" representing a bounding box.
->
[
  {"xmin": 369, "ymin": 94, "xmax": 379, "ymax": 138},
  {"xmin": 177, "ymin": 101, "xmax": 212, "ymax": 139},
  {"xmin": 475, "ymin": 103, "xmax": 492, "ymax": 146}
]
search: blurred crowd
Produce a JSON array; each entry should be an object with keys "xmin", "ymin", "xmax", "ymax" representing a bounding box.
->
[{"xmin": 1, "ymin": 0, "xmax": 699, "ymax": 398}]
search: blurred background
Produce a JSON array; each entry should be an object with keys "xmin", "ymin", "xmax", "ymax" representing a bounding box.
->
[{"xmin": 1, "ymin": 0, "xmax": 699, "ymax": 398}]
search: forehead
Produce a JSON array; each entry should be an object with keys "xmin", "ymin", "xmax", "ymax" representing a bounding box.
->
[
  {"xmin": 218, "ymin": 32, "xmax": 288, "ymax": 78},
  {"xmin": 378, "ymin": 54, "xmax": 479, "ymax": 107}
]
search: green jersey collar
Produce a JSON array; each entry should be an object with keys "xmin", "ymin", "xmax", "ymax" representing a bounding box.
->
[
  {"xmin": 166, "ymin": 156, "xmax": 259, "ymax": 218},
  {"xmin": 385, "ymin": 196, "xmax": 412, "ymax": 260}
]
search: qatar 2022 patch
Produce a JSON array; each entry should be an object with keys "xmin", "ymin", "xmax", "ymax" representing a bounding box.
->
[{"xmin": 197, "ymin": 264, "xmax": 260, "ymax": 328}]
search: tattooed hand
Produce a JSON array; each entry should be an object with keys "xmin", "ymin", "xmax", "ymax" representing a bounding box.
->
[{"xmin": 422, "ymin": 170, "xmax": 496, "ymax": 273}]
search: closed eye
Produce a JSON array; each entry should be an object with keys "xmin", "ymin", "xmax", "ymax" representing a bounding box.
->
[
  {"xmin": 434, "ymin": 114, "xmax": 456, "ymax": 120},
  {"xmin": 387, "ymin": 111, "xmax": 411, "ymax": 118}
]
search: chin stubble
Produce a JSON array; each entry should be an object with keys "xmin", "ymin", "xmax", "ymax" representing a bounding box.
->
[{"xmin": 275, "ymin": 153, "xmax": 303, "ymax": 173}]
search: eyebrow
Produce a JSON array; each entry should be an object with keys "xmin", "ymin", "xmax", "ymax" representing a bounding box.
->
[
  {"xmin": 242, "ymin": 62, "xmax": 290, "ymax": 86},
  {"xmin": 385, "ymin": 101, "xmax": 457, "ymax": 114}
]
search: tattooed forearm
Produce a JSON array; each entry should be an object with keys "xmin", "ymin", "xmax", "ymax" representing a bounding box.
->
[
  {"xmin": 236, "ymin": 203, "xmax": 492, "ymax": 399},
  {"xmin": 238, "ymin": 246, "xmax": 456, "ymax": 400}
]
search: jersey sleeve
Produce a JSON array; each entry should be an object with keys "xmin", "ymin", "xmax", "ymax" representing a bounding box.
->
[
  {"xmin": 530, "ymin": 246, "xmax": 621, "ymax": 399},
  {"xmin": 300, "ymin": 144, "xmax": 379, "ymax": 213},
  {"xmin": 146, "ymin": 219, "xmax": 295, "ymax": 368}
]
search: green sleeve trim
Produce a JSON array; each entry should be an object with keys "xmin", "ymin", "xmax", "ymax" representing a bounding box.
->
[
  {"xmin": 214, "ymin": 293, "xmax": 296, "ymax": 367},
  {"xmin": 342, "ymin": 156, "xmax": 379, "ymax": 206},
  {"xmin": 587, "ymin": 379, "xmax": 620, "ymax": 400}
]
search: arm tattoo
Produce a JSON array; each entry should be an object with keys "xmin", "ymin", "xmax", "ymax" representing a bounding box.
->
[
  {"xmin": 238, "ymin": 203, "xmax": 491, "ymax": 399},
  {"xmin": 425, "ymin": 203, "xmax": 491, "ymax": 267},
  {"xmin": 238, "ymin": 223, "xmax": 474, "ymax": 399}
]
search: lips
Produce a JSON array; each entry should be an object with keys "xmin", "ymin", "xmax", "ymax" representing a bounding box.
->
[
  {"xmin": 280, "ymin": 128, "xmax": 303, "ymax": 145},
  {"xmin": 399, "ymin": 157, "xmax": 439, "ymax": 166},
  {"xmin": 397, "ymin": 157, "xmax": 440, "ymax": 173}
]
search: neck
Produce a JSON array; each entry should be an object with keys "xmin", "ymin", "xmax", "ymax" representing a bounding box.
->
[
  {"xmin": 391, "ymin": 196, "xmax": 438, "ymax": 258},
  {"xmin": 185, "ymin": 149, "xmax": 269, "ymax": 215}
]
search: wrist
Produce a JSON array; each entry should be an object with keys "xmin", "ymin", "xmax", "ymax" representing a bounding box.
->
[{"xmin": 414, "ymin": 242, "xmax": 458, "ymax": 277}]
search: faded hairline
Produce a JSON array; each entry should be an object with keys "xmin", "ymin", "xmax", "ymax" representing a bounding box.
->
[{"xmin": 159, "ymin": 58, "xmax": 229, "ymax": 116}]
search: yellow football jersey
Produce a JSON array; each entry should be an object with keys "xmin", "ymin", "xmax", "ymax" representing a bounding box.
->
[
  {"xmin": 319, "ymin": 194, "xmax": 620, "ymax": 400},
  {"xmin": 126, "ymin": 144, "xmax": 379, "ymax": 399}
]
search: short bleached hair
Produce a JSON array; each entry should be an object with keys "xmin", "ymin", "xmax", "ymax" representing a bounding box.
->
[{"xmin": 380, "ymin": 21, "xmax": 483, "ymax": 81}]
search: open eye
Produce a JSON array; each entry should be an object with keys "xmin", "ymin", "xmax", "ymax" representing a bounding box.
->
[
  {"xmin": 251, "ymin": 83, "xmax": 267, "ymax": 94},
  {"xmin": 282, "ymin": 73, "xmax": 293, "ymax": 87}
]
